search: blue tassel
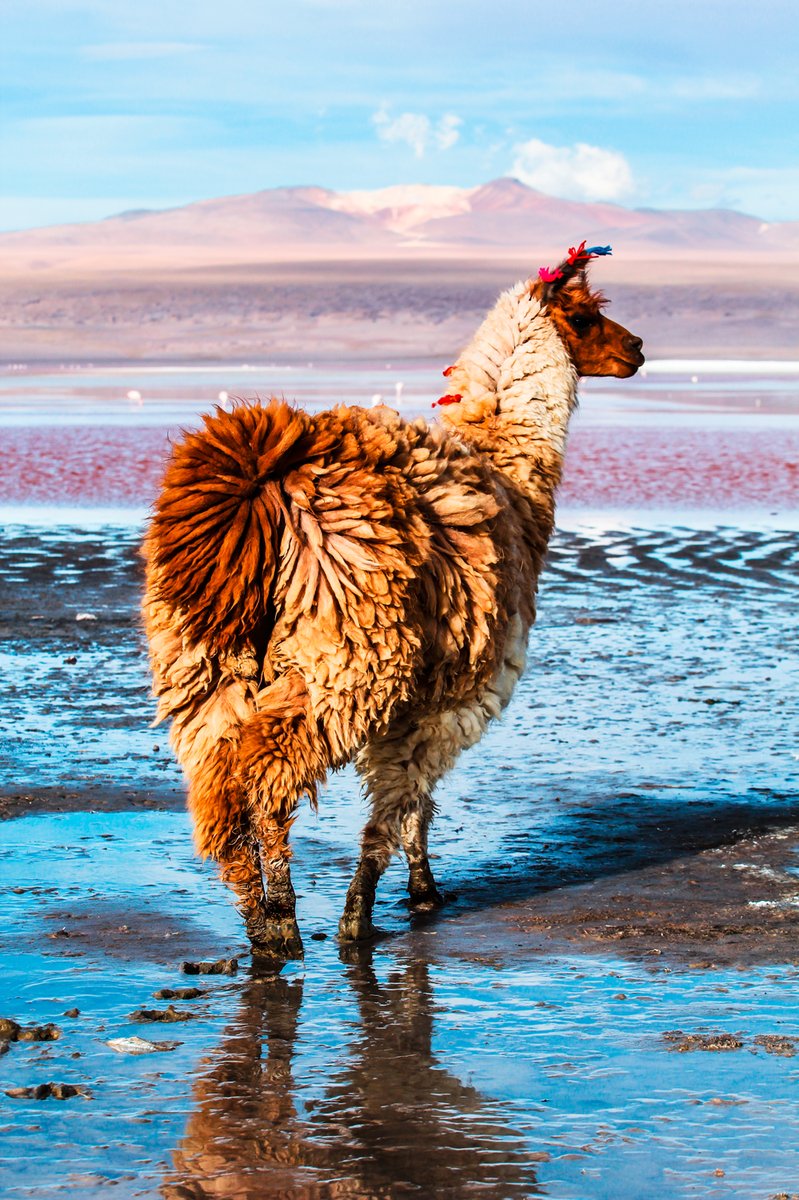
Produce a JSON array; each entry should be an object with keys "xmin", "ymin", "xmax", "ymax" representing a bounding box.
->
[{"xmin": 585, "ymin": 245, "xmax": 612, "ymax": 256}]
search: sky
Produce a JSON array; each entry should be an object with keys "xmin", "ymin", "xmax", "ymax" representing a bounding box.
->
[{"xmin": 2, "ymin": 0, "xmax": 798, "ymax": 231}]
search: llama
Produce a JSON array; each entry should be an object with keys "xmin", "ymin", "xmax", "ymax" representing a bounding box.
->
[{"xmin": 142, "ymin": 242, "xmax": 644, "ymax": 959}]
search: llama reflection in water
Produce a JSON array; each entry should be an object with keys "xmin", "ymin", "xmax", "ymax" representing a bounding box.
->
[{"xmin": 164, "ymin": 953, "xmax": 544, "ymax": 1199}]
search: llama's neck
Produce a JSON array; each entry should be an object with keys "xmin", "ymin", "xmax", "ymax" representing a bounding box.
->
[{"xmin": 440, "ymin": 282, "xmax": 578, "ymax": 515}]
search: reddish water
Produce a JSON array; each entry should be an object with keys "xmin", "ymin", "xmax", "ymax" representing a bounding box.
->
[{"xmin": 2, "ymin": 422, "xmax": 798, "ymax": 510}]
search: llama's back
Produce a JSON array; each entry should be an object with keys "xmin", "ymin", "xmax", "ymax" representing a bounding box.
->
[{"xmin": 143, "ymin": 398, "xmax": 538, "ymax": 768}]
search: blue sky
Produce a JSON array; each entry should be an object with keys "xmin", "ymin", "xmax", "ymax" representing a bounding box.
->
[{"xmin": 2, "ymin": 0, "xmax": 798, "ymax": 230}]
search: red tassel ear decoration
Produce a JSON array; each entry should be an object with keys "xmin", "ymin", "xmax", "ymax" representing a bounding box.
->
[
  {"xmin": 443, "ymin": 364, "xmax": 456, "ymax": 376},
  {"xmin": 538, "ymin": 266, "xmax": 563, "ymax": 283},
  {"xmin": 432, "ymin": 393, "xmax": 462, "ymax": 408},
  {"xmin": 566, "ymin": 240, "xmax": 588, "ymax": 265}
]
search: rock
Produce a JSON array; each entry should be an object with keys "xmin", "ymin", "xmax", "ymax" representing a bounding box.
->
[
  {"xmin": 17, "ymin": 1024, "xmax": 61, "ymax": 1042},
  {"xmin": 63, "ymin": 1008, "xmax": 80, "ymax": 1018},
  {"xmin": 753, "ymin": 1035, "xmax": 798, "ymax": 1057},
  {"xmin": 129, "ymin": 1004, "xmax": 193, "ymax": 1023},
  {"xmin": 152, "ymin": 987, "xmax": 204, "ymax": 1000},
  {"xmin": 0, "ymin": 1019, "xmax": 60, "ymax": 1043},
  {"xmin": 181, "ymin": 958, "xmax": 238, "ymax": 976},
  {"xmin": 106, "ymin": 1036, "xmax": 182, "ymax": 1055},
  {"xmin": 663, "ymin": 1030, "xmax": 744, "ymax": 1052},
  {"xmin": 5, "ymin": 1082, "xmax": 90, "ymax": 1100}
]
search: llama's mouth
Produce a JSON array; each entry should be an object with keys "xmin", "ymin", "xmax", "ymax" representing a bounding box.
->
[
  {"xmin": 609, "ymin": 358, "xmax": 643, "ymax": 378},
  {"xmin": 619, "ymin": 351, "xmax": 646, "ymax": 375}
]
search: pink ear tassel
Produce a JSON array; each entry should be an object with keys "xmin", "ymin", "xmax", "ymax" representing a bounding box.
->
[{"xmin": 538, "ymin": 266, "xmax": 563, "ymax": 283}]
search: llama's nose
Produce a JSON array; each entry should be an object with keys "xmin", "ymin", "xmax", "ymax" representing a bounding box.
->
[{"xmin": 626, "ymin": 334, "xmax": 644, "ymax": 354}]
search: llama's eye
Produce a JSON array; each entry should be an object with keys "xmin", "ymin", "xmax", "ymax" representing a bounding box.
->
[{"xmin": 568, "ymin": 313, "xmax": 593, "ymax": 334}]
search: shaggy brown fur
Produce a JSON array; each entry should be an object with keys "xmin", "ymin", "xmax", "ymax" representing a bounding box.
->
[{"xmin": 142, "ymin": 252, "xmax": 644, "ymax": 957}]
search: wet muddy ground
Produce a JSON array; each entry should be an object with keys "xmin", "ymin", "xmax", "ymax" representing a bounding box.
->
[
  {"xmin": 1, "ymin": 369, "xmax": 799, "ymax": 1198},
  {"xmin": 2, "ymin": 516, "xmax": 798, "ymax": 1198}
]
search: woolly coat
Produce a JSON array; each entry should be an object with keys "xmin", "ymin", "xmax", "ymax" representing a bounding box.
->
[{"xmin": 143, "ymin": 282, "xmax": 578, "ymax": 859}]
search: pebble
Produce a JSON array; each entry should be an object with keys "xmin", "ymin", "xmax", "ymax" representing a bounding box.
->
[{"xmin": 181, "ymin": 957, "xmax": 238, "ymax": 975}]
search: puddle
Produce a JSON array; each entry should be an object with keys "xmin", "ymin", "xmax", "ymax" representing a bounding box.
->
[{"xmin": 2, "ymin": 812, "xmax": 799, "ymax": 1198}]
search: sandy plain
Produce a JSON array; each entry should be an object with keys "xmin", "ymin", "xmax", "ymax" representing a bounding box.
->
[{"xmin": 2, "ymin": 254, "xmax": 799, "ymax": 366}]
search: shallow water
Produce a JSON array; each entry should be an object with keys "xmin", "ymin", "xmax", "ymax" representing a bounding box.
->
[
  {"xmin": 1, "ymin": 516, "xmax": 799, "ymax": 1197},
  {"xmin": 2, "ymin": 365, "xmax": 797, "ymax": 516},
  {"xmin": 1, "ymin": 365, "xmax": 799, "ymax": 1197}
]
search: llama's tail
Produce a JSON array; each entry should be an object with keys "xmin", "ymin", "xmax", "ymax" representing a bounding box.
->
[{"xmin": 145, "ymin": 400, "xmax": 312, "ymax": 652}]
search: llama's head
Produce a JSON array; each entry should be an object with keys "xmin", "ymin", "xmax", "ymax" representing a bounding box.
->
[{"xmin": 534, "ymin": 243, "xmax": 644, "ymax": 378}]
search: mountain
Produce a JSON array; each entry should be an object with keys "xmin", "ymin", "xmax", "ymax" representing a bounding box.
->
[{"xmin": 2, "ymin": 178, "xmax": 797, "ymax": 273}]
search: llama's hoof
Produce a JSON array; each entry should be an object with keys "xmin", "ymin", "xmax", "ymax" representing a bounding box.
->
[
  {"xmin": 409, "ymin": 887, "xmax": 446, "ymax": 914},
  {"xmin": 338, "ymin": 906, "xmax": 375, "ymax": 943},
  {"xmin": 250, "ymin": 920, "xmax": 304, "ymax": 962}
]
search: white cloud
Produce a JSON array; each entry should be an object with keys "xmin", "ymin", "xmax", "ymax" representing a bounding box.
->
[
  {"xmin": 435, "ymin": 113, "xmax": 462, "ymax": 151},
  {"xmin": 372, "ymin": 106, "xmax": 462, "ymax": 158},
  {"xmin": 511, "ymin": 138, "xmax": 634, "ymax": 202}
]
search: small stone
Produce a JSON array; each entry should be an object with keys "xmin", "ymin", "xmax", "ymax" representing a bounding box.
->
[
  {"xmin": 663, "ymin": 1030, "xmax": 743, "ymax": 1053},
  {"xmin": 753, "ymin": 1035, "xmax": 798, "ymax": 1058},
  {"xmin": 181, "ymin": 958, "xmax": 238, "ymax": 976},
  {"xmin": 129, "ymin": 1005, "xmax": 193, "ymax": 1023},
  {"xmin": 17, "ymin": 1024, "xmax": 61, "ymax": 1042},
  {"xmin": 107, "ymin": 1036, "xmax": 181, "ymax": 1055},
  {"xmin": 63, "ymin": 1008, "xmax": 80, "ymax": 1019},
  {"xmin": 5, "ymin": 1082, "xmax": 89, "ymax": 1100},
  {"xmin": 310, "ymin": 932, "xmax": 328, "ymax": 941},
  {"xmin": 153, "ymin": 987, "xmax": 204, "ymax": 1001}
]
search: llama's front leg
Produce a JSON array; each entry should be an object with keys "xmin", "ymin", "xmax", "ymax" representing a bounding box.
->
[
  {"xmin": 338, "ymin": 809, "xmax": 399, "ymax": 942},
  {"xmin": 339, "ymin": 715, "xmax": 452, "ymax": 942},
  {"xmin": 340, "ymin": 706, "xmax": 492, "ymax": 940},
  {"xmin": 401, "ymin": 799, "xmax": 445, "ymax": 913}
]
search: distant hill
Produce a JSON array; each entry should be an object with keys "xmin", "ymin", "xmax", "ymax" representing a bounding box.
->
[{"xmin": 2, "ymin": 177, "xmax": 797, "ymax": 273}]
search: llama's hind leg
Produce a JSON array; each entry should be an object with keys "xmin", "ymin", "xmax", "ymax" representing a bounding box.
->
[
  {"xmin": 188, "ymin": 744, "xmax": 299, "ymax": 960},
  {"xmin": 238, "ymin": 673, "xmax": 327, "ymax": 961},
  {"xmin": 216, "ymin": 826, "xmax": 302, "ymax": 962},
  {"xmin": 249, "ymin": 812, "xmax": 304, "ymax": 961},
  {"xmin": 217, "ymin": 834, "xmax": 270, "ymax": 949}
]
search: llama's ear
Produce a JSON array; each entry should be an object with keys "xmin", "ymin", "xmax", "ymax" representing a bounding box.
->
[
  {"xmin": 535, "ymin": 241, "xmax": 611, "ymax": 303},
  {"xmin": 535, "ymin": 262, "xmax": 583, "ymax": 305}
]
